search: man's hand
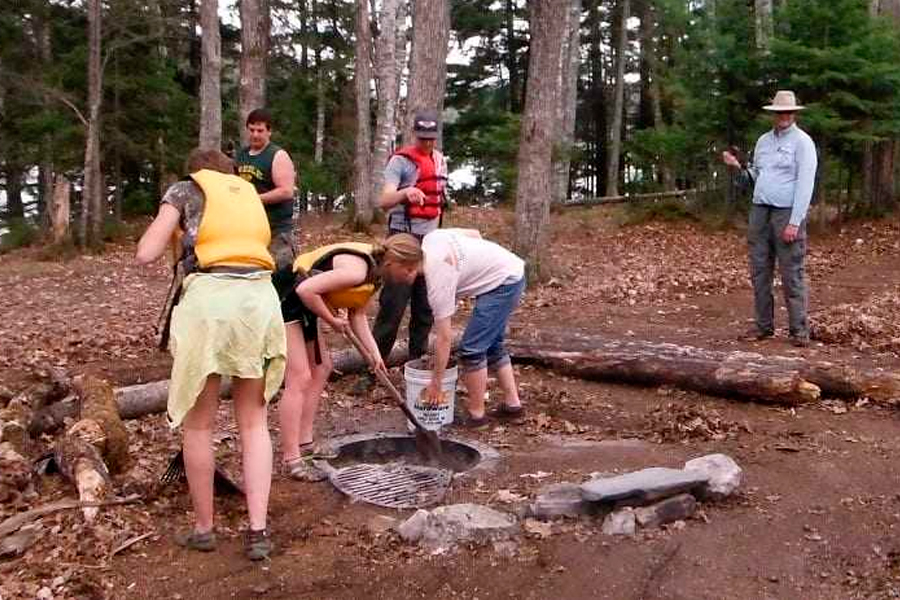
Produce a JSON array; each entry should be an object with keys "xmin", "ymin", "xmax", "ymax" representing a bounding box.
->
[
  {"xmin": 424, "ymin": 379, "xmax": 444, "ymax": 406},
  {"xmin": 722, "ymin": 150, "xmax": 741, "ymax": 169},
  {"xmin": 781, "ymin": 224, "xmax": 800, "ymax": 243},
  {"xmin": 405, "ymin": 187, "xmax": 426, "ymax": 206}
]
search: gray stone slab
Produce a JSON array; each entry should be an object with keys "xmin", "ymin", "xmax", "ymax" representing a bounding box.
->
[
  {"xmin": 580, "ymin": 467, "xmax": 708, "ymax": 504},
  {"xmin": 634, "ymin": 493, "xmax": 697, "ymax": 529},
  {"xmin": 528, "ymin": 482, "xmax": 600, "ymax": 519}
]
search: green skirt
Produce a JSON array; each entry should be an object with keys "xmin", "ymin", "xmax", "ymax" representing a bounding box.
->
[{"xmin": 167, "ymin": 272, "xmax": 286, "ymax": 427}]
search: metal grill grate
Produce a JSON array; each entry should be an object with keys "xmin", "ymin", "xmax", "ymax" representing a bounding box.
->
[{"xmin": 328, "ymin": 463, "xmax": 452, "ymax": 509}]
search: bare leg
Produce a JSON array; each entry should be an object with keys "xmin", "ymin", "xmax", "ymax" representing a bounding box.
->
[
  {"xmin": 494, "ymin": 363, "xmax": 521, "ymax": 408},
  {"xmin": 279, "ymin": 322, "xmax": 311, "ymax": 463},
  {"xmin": 298, "ymin": 336, "xmax": 333, "ymax": 446},
  {"xmin": 232, "ymin": 377, "xmax": 271, "ymax": 531},
  {"xmin": 182, "ymin": 375, "xmax": 221, "ymax": 533},
  {"xmin": 463, "ymin": 367, "xmax": 488, "ymax": 419}
]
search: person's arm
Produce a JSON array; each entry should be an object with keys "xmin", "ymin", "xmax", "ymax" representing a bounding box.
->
[
  {"xmin": 136, "ymin": 203, "xmax": 181, "ymax": 265},
  {"xmin": 259, "ymin": 149, "xmax": 296, "ymax": 204},
  {"xmin": 789, "ymin": 136, "xmax": 818, "ymax": 228},
  {"xmin": 349, "ymin": 303, "xmax": 385, "ymax": 373},
  {"xmin": 425, "ymin": 316, "xmax": 454, "ymax": 404},
  {"xmin": 378, "ymin": 156, "xmax": 425, "ymax": 210},
  {"xmin": 379, "ymin": 182, "xmax": 425, "ymax": 210},
  {"xmin": 295, "ymin": 254, "xmax": 368, "ymax": 329}
]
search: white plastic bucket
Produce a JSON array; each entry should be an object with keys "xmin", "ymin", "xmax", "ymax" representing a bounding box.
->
[{"xmin": 404, "ymin": 358, "xmax": 458, "ymax": 431}]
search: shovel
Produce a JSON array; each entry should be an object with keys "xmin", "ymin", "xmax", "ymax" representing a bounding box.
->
[{"xmin": 341, "ymin": 328, "xmax": 443, "ymax": 464}]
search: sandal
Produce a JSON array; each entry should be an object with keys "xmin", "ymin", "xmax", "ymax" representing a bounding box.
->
[
  {"xmin": 245, "ymin": 528, "xmax": 273, "ymax": 561},
  {"xmin": 299, "ymin": 441, "xmax": 337, "ymax": 460},
  {"xmin": 175, "ymin": 529, "xmax": 217, "ymax": 552},
  {"xmin": 284, "ymin": 455, "xmax": 329, "ymax": 482}
]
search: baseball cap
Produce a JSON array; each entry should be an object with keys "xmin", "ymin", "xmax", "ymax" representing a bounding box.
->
[{"xmin": 413, "ymin": 111, "xmax": 439, "ymax": 139}]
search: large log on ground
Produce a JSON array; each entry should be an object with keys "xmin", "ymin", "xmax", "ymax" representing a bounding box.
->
[
  {"xmin": 53, "ymin": 434, "xmax": 109, "ymax": 522},
  {"xmin": 507, "ymin": 331, "xmax": 900, "ymax": 404},
  {"xmin": 73, "ymin": 375, "xmax": 131, "ymax": 473}
]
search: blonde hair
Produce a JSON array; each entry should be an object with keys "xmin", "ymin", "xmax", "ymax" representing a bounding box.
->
[{"xmin": 372, "ymin": 233, "xmax": 423, "ymax": 265}]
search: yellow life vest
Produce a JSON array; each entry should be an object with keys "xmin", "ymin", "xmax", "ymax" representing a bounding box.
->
[
  {"xmin": 293, "ymin": 242, "xmax": 378, "ymax": 309},
  {"xmin": 191, "ymin": 169, "xmax": 274, "ymax": 270}
]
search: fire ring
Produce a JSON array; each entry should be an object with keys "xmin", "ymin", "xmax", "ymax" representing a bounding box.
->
[{"xmin": 322, "ymin": 432, "xmax": 500, "ymax": 475}]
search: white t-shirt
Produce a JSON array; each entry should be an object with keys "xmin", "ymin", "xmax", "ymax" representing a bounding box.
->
[{"xmin": 422, "ymin": 229, "xmax": 525, "ymax": 320}]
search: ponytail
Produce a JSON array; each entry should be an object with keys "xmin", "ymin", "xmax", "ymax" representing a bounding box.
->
[{"xmin": 372, "ymin": 233, "xmax": 423, "ymax": 265}]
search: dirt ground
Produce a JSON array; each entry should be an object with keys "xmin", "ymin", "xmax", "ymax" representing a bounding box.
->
[{"xmin": 2, "ymin": 206, "xmax": 900, "ymax": 600}]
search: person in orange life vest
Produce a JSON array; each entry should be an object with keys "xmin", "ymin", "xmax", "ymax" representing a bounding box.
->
[
  {"xmin": 278, "ymin": 235, "xmax": 424, "ymax": 481},
  {"xmin": 365, "ymin": 110, "xmax": 448, "ymax": 391},
  {"xmin": 136, "ymin": 149, "xmax": 285, "ymax": 561}
]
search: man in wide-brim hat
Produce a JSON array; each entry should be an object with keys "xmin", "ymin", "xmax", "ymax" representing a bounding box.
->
[{"xmin": 722, "ymin": 90, "xmax": 818, "ymax": 348}]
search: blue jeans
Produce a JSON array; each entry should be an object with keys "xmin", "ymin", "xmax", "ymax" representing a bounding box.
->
[{"xmin": 458, "ymin": 277, "xmax": 526, "ymax": 373}]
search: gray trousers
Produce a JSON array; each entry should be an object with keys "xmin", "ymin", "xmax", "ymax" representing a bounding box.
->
[{"xmin": 748, "ymin": 204, "xmax": 809, "ymax": 337}]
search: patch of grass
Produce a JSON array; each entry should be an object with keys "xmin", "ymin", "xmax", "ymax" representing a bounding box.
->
[{"xmin": 0, "ymin": 218, "xmax": 39, "ymax": 253}]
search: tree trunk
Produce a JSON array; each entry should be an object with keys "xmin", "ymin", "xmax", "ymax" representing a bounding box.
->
[
  {"xmin": 588, "ymin": 0, "xmax": 606, "ymax": 197},
  {"xmin": 640, "ymin": 0, "xmax": 674, "ymax": 190},
  {"xmin": 372, "ymin": 0, "xmax": 402, "ymax": 203},
  {"xmin": 755, "ymin": 0, "xmax": 773, "ymax": 51},
  {"xmin": 36, "ymin": 7, "xmax": 54, "ymax": 230},
  {"xmin": 552, "ymin": 0, "xmax": 583, "ymax": 205},
  {"xmin": 82, "ymin": 0, "xmax": 103, "ymax": 247},
  {"xmin": 199, "ymin": 0, "xmax": 223, "ymax": 150},
  {"xmin": 394, "ymin": 0, "xmax": 409, "ymax": 136},
  {"xmin": 506, "ymin": 331, "xmax": 900, "ymax": 405},
  {"xmin": 352, "ymin": 0, "xmax": 375, "ymax": 228},
  {"xmin": 239, "ymin": 0, "xmax": 270, "ymax": 146},
  {"xmin": 50, "ymin": 176, "xmax": 71, "ymax": 245},
  {"xmin": 513, "ymin": 0, "xmax": 568, "ymax": 280},
  {"xmin": 505, "ymin": 0, "xmax": 521, "ymax": 113},
  {"xmin": 403, "ymin": 0, "xmax": 450, "ymax": 146},
  {"xmin": 605, "ymin": 0, "xmax": 629, "ymax": 198}
]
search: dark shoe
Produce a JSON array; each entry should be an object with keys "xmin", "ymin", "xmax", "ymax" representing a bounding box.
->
[
  {"xmin": 175, "ymin": 529, "xmax": 217, "ymax": 552},
  {"xmin": 460, "ymin": 414, "xmax": 490, "ymax": 430},
  {"xmin": 488, "ymin": 403, "xmax": 525, "ymax": 420},
  {"xmin": 740, "ymin": 328, "xmax": 774, "ymax": 341},
  {"xmin": 245, "ymin": 528, "xmax": 272, "ymax": 561},
  {"xmin": 790, "ymin": 334, "xmax": 810, "ymax": 348}
]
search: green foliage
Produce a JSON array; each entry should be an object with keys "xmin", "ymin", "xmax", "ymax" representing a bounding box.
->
[{"xmin": 0, "ymin": 218, "xmax": 39, "ymax": 252}]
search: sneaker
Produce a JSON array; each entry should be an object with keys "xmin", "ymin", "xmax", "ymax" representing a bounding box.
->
[
  {"xmin": 245, "ymin": 528, "xmax": 272, "ymax": 561},
  {"xmin": 175, "ymin": 529, "xmax": 217, "ymax": 552},
  {"xmin": 790, "ymin": 334, "xmax": 810, "ymax": 348},
  {"xmin": 488, "ymin": 403, "xmax": 525, "ymax": 420},
  {"xmin": 739, "ymin": 328, "xmax": 774, "ymax": 341}
]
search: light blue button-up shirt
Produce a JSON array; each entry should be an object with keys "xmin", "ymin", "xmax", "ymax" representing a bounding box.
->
[{"xmin": 748, "ymin": 123, "xmax": 818, "ymax": 226}]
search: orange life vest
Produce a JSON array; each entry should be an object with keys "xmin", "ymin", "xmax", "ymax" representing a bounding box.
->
[{"xmin": 394, "ymin": 146, "xmax": 447, "ymax": 221}]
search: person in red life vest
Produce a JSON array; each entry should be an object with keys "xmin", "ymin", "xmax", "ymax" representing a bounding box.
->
[{"xmin": 360, "ymin": 110, "xmax": 448, "ymax": 391}]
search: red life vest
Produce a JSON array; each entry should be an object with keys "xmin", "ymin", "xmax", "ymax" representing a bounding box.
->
[{"xmin": 393, "ymin": 146, "xmax": 447, "ymax": 220}]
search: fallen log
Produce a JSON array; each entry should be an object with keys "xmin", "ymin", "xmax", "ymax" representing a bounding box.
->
[
  {"xmin": 53, "ymin": 434, "xmax": 110, "ymax": 522},
  {"xmin": 507, "ymin": 331, "xmax": 900, "ymax": 405}
]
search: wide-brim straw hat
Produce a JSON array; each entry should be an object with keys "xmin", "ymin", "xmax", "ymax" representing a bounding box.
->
[{"xmin": 763, "ymin": 90, "xmax": 805, "ymax": 112}]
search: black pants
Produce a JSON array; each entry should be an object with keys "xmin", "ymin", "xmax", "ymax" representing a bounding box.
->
[{"xmin": 372, "ymin": 232, "xmax": 433, "ymax": 360}]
